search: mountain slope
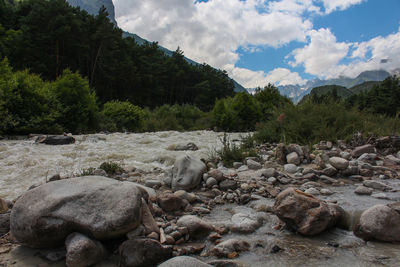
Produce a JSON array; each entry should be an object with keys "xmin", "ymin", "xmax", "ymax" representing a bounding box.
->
[
  {"xmin": 279, "ymin": 70, "xmax": 391, "ymax": 103},
  {"xmin": 67, "ymin": 0, "xmax": 247, "ymax": 93},
  {"xmin": 349, "ymin": 81, "xmax": 381, "ymax": 94}
]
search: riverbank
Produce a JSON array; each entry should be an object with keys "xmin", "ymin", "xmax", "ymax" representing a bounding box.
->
[{"xmin": 1, "ymin": 132, "xmax": 400, "ymax": 266}]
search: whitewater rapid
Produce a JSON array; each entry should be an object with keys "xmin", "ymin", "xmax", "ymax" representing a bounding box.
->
[{"xmin": 0, "ymin": 131, "xmax": 245, "ymax": 200}]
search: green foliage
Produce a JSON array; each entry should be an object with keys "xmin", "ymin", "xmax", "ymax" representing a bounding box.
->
[
  {"xmin": 101, "ymin": 100, "xmax": 143, "ymax": 132},
  {"xmin": 79, "ymin": 167, "xmax": 96, "ymax": 176},
  {"xmin": 216, "ymin": 133, "xmax": 257, "ymax": 167},
  {"xmin": 51, "ymin": 69, "xmax": 98, "ymax": 133},
  {"xmin": 255, "ymin": 101, "xmax": 400, "ymax": 145},
  {"xmin": 99, "ymin": 161, "xmax": 124, "ymax": 175}
]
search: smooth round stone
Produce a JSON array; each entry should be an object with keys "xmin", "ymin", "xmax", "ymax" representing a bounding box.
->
[
  {"xmin": 305, "ymin": 187, "xmax": 320, "ymax": 195},
  {"xmin": 284, "ymin": 164, "xmax": 298, "ymax": 174}
]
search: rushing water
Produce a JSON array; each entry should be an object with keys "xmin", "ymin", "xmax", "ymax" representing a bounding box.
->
[{"xmin": 0, "ymin": 131, "xmax": 245, "ymax": 200}]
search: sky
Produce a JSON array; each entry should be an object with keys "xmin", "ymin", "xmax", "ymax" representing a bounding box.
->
[{"xmin": 113, "ymin": 0, "xmax": 400, "ymax": 88}]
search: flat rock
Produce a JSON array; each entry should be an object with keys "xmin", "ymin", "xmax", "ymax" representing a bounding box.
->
[
  {"xmin": 247, "ymin": 159, "xmax": 262, "ymax": 170},
  {"xmin": 39, "ymin": 135, "xmax": 75, "ymax": 145},
  {"xmin": 329, "ymin": 157, "xmax": 349, "ymax": 170},
  {"xmin": 10, "ymin": 176, "xmax": 147, "ymax": 248},
  {"xmin": 354, "ymin": 185, "xmax": 373, "ymax": 195},
  {"xmin": 177, "ymin": 215, "xmax": 213, "ymax": 238},
  {"xmin": 158, "ymin": 256, "xmax": 212, "ymax": 267},
  {"xmin": 219, "ymin": 180, "xmax": 237, "ymax": 191},
  {"xmin": 351, "ymin": 144, "xmax": 375, "ymax": 158},
  {"xmin": 231, "ymin": 213, "xmax": 262, "ymax": 233},
  {"xmin": 363, "ymin": 180, "xmax": 392, "ymax": 191}
]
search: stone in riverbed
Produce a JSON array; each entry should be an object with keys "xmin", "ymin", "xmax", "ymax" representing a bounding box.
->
[
  {"xmin": 10, "ymin": 176, "xmax": 148, "ymax": 248},
  {"xmin": 177, "ymin": 215, "xmax": 214, "ymax": 238},
  {"xmin": 219, "ymin": 180, "xmax": 238, "ymax": 191},
  {"xmin": 284, "ymin": 164, "xmax": 298, "ymax": 174},
  {"xmin": 209, "ymin": 239, "xmax": 250, "ymax": 258},
  {"xmin": 0, "ymin": 211, "xmax": 10, "ymax": 236},
  {"xmin": 273, "ymin": 187, "xmax": 345, "ymax": 236},
  {"xmin": 353, "ymin": 204, "xmax": 400, "ymax": 242},
  {"xmin": 158, "ymin": 256, "xmax": 212, "ymax": 267},
  {"xmin": 247, "ymin": 159, "xmax": 262, "ymax": 170},
  {"xmin": 329, "ymin": 157, "xmax": 349, "ymax": 170},
  {"xmin": 208, "ymin": 169, "xmax": 224, "ymax": 182},
  {"xmin": 354, "ymin": 185, "xmax": 373, "ymax": 195},
  {"xmin": 231, "ymin": 213, "xmax": 262, "ymax": 233},
  {"xmin": 38, "ymin": 135, "xmax": 75, "ymax": 145},
  {"xmin": 351, "ymin": 144, "xmax": 375, "ymax": 158},
  {"xmin": 286, "ymin": 152, "xmax": 300, "ymax": 165},
  {"xmin": 119, "ymin": 238, "xmax": 172, "ymax": 267},
  {"xmin": 172, "ymin": 155, "xmax": 207, "ymax": 191},
  {"xmin": 157, "ymin": 192, "xmax": 186, "ymax": 212},
  {"xmin": 65, "ymin": 232, "xmax": 105, "ymax": 267},
  {"xmin": 363, "ymin": 180, "xmax": 392, "ymax": 191}
]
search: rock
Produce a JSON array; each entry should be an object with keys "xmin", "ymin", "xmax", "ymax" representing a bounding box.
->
[
  {"xmin": 65, "ymin": 233, "xmax": 104, "ymax": 267},
  {"xmin": 351, "ymin": 144, "xmax": 375, "ymax": 158},
  {"xmin": 340, "ymin": 152, "xmax": 351, "ymax": 160},
  {"xmin": 372, "ymin": 193, "xmax": 390, "ymax": 199},
  {"xmin": 322, "ymin": 166, "xmax": 337, "ymax": 177},
  {"xmin": 207, "ymin": 260, "xmax": 244, "ymax": 267},
  {"xmin": 353, "ymin": 204, "xmax": 400, "ymax": 242},
  {"xmin": 39, "ymin": 135, "xmax": 75, "ymax": 145},
  {"xmin": 260, "ymin": 168, "xmax": 277, "ymax": 178},
  {"xmin": 145, "ymin": 179, "xmax": 162, "ymax": 188},
  {"xmin": 175, "ymin": 143, "xmax": 199, "ymax": 151},
  {"xmin": 127, "ymin": 225, "xmax": 145, "ymax": 239},
  {"xmin": 0, "ymin": 198, "xmax": 8, "ymax": 213},
  {"xmin": 237, "ymin": 165, "xmax": 248, "ymax": 172},
  {"xmin": 174, "ymin": 190, "xmax": 197, "ymax": 203},
  {"xmin": 92, "ymin": 169, "xmax": 107, "ymax": 176},
  {"xmin": 177, "ymin": 215, "xmax": 213, "ymax": 238},
  {"xmin": 119, "ymin": 238, "xmax": 172, "ymax": 267},
  {"xmin": 358, "ymin": 153, "xmax": 377, "ymax": 164},
  {"xmin": 208, "ymin": 169, "xmax": 224, "ymax": 182},
  {"xmin": 319, "ymin": 175, "xmax": 336, "ymax": 184},
  {"xmin": 363, "ymin": 180, "xmax": 392, "ymax": 191},
  {"xmin": 172, "ymin": 155, "xmax": 207, "ymax": 191},
  {"xmin": 157, "ymin": 192, "xmax": 185, "ymax": 212},
  {"xmin": 301, "ymin": 173, "xmax": 318, "ymax": 181},
  {"xmin": 385, "ymin": 155, "xmax": 400, "ymax": 165},
  {"xmin": 141, "ymin": 199, "xmax": 159, "ymax": 234},
  {"xmin": 233, "ymin": 162, "xmax": 243, "ymax": 169},
  {"xmin": 48, "ymin": 174, "xmax": 61, "ymax": 182},
  {"xmin": 286, "ymin": 152, "xmax": 300, "ymax": 165},
  {"xmin": 304, "ymin": 188, "xmax": 319, "ymax": 196},
  {"xmin": 354, "ymin": 185, "xmax": 373, "ymax": 195},
  {"xmin": 273, "ymin": 188, "xmax": 345, "ymax": 236},
  {"xmin": 286, "ymin": 144, "xmax": 305, "ymax": 161},
  {"xmin": 219, "ymin": 180, "xmax": 238, "ymax": 191},
  {"xmin": 329, "ymin": 157, "xmax": 349, "ymax": 170},
  {"xmin": 206, "ymin": 177, "xmax": 218, "ymax": 187},
  {"xmin": 320, "ymin": 189, "xmax": 334, "ymax": 196},
  {"xmin": 0, "ymin": 211, "xmax": 10, "ymax": 236},
  {"xmin": 231, "ymin": 213, "xmax": 262, "ymax": 233},
  {"xmin": 275, "ymin": 143, "xmax": 287, "ymax": 164},
  {"xmin": 10, "ymin": 176, "xmax": 147, "ymax": 248},
  {"xmin": 247, "ymin": 159, "xmax": 262, "ymax": 170},
  {"xmin": 158, "ymin": 256, "xmax": 212, "ymax": 267},
  {"xmin": 267, "ymin": 177, "xmax": 277, "ymax": 184},
  {"xmin": 209, "ymin": 239, "xmax": 250, "ymax": 258},
  {"xmin": 284, "ymin": 164, "xmax": 298, "ymax": 174}
]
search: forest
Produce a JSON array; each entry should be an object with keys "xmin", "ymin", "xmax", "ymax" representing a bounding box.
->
[{"xmin": 0, "ymin": 0, "xmax": 399, "ymax": 145}]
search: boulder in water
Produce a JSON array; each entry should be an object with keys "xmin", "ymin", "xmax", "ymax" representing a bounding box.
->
[
  {"xmin": 10, "ymin": 176, "xmax": 148, "ymax": 248},
  {"xmin": 273, "ymin": 187, "xmax": 345, "ymax": 236},
  {"xmin": 38, "ymin": 135, "xmax": 75, "ymax": 145},
  {"xmin": 172, "ymin": 155, "xmax": 207, "ymax": 191}
]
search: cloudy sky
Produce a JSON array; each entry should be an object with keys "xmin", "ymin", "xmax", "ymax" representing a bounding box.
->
[{"xmin": 113, "ymin": 0, "xmax": 400, "ymax": 88}]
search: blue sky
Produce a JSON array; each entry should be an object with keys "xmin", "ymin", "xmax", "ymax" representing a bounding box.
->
[{"xmin": 114, "ymin": 0, "xmax": 400, "ymax": 88}]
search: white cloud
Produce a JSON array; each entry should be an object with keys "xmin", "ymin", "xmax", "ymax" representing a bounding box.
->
[
  {"xmin": 320, "ymin": 0, "xmax": 365, "ymax": 14},
  {"xmin": 289, "ymin": 28, "xmax": 351, "ymax": 78},
  {"xmin": 113, "ymin": 0, "xmax": 313, "ymax": 87},
  {"xmin": 224, "ymin": 65, "xmax": 305, "ymax": 87}
]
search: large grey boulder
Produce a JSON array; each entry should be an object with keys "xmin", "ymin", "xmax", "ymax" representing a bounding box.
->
[
  {"xmin": 11, "ymin": 176, "xmax": 148, "ymax": 248},
  {"xmin": 65, "ymin": 232, "xmax": 105, "ymax": 267},
  {"xmin": 273, "ymin": 188, "xmax": 345, "ymax": 236},
  {"xmin": 172, "ymin": 155, "xmax": 207, "ymax": 191},
  {"xmin": 119, "ymin": 238, "xmax": 172, "ymax": 267},
  {"xmin": 353, "ymin": 204, "xmax": 400, "ymax": 242},
  {"xmin": 158, "ymin": 256, "xmax": 212, "ymax": 267},
  {"xmin": 38, "ymin": 135, "xmax": 75, "ymax": 145}
]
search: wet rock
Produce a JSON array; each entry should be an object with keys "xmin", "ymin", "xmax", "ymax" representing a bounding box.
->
[
  {"xmin": 65, "ymin": 232, "xmax": 104, "ymax": 267},
  {"xmin": 175, "ymin": 143, "xmax": 199, "ymax": 151},
  {"xmin": 38, "ymin": 135, "xmax": 75, "ymax": 145},
  {"xmin": 363, "ymin": 180, "xmax": 392, "ymax": 191},
  {"xmin": 284, "ymin": 164, "xmax": 298, "ymax": 174},
  {"xmin": 119, "ymin": 238, "xmax": 172, "ymax": 267},
  {"xmin": 172, "ymin": 155, "xmax": 207, "ymax": 191},
  {"xmin": 231, "ymin": 213, "xmax": 262, "ymax": 233},
  {"xmin": 177, "ymin": 215, "xmax": 214, "ymax": 238},
  {"xmin": 354, "ymin": 204, "xmax": 400, "ymax": 242},
  {"xmin": 210, "ymin": 239, "xmax": 250, "ymax": 258},
  {"xmin": 247, "ymin": 159, "xmax": 262, "ymax": 170},
  {"xmin": 286, "ymin": 152, "xmax": 300, "ymax": 165},
  {"xmin": 10, "ymin": 176, "xmax": 147, "ymax": 248},
  {"xmin": 157, "ymin": 192, "xmax": 185, "ymax": 212},
  {"xmin": 351, "ymin": 144, "xmax": 375, "ymax": 158},
  {"xmin": 209, "ymin": 169, "xmax": 224, "ymax": 182},
  {"xmin": 159, "ymin": 256, "xmax": 212, "ymax": 267},
  {"xmin": 0, "ymin": 211, "xmax": 10, "ymax": 236},
  {"xmin": 219, "ymin": 180, "xmax": 238, "ymax": 191},
  {"xmin": 354, "ymin": 185, "xmax": 373, "ymax": 195},
  {"xmin": 329, "ymin": 157, "xmax": 349, "ymax": 170},
  {"xmin": 206, "ymin": 177, "xmax": 218, "ymax": 187},
  {"xmin": 273, "ymin": 187, "xmax": 345, "ymax": 236}
]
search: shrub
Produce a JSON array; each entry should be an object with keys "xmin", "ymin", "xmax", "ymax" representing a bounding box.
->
[
  {"xmin": 216, "ymin": 133, "xmax": 258, "ymax": 167},
  {"xmin": 99, "ymin": 161, "xmax": 124, "ymax": 175},
  {"xmin": 101, "ymin": 100, "xmax": 144, "ymax": 132}
]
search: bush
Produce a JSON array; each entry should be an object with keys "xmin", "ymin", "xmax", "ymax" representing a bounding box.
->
[
  {"xmin": 216, "ymin": 133, "xmax": 258, "ymax": 167},
  {"xmin": 99, "ymin": 161, "xmax": 124, "ymax": 175},
  {"xmin": 101, "ymin": 100, "xmax": 144, "ymax": 132}
]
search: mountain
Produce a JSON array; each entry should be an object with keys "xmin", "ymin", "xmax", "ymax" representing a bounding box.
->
[
  {"xmin": 279, "ymin": 70, "xmax": 391, "ymax": 103},
  {"xmin": 299, "ymin": 85, "xmax": 351, "ymax": 104},
  {"xmin": 66, "ymin": 0, "xmax": 247, "ymax": 93},
  {"xmin": 349, "ymin": 81, "xmax": 381, "ymax": 94}
]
